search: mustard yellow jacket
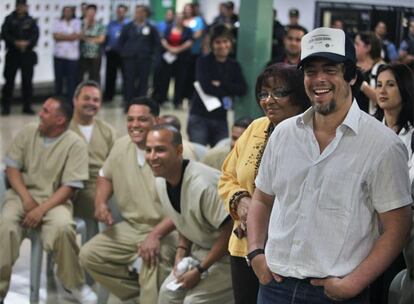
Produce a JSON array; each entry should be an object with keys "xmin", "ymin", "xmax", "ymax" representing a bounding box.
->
[{"xmin": 218, "ymin": 117, "xmax": 271, "ymax": 257}]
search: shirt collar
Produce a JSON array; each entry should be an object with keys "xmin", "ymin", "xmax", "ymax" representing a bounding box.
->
[
  {"xmin": 136, "ymin": 146, "xmax": 146, "ymax": 167},
  {"xmin": 296, "ymin": 99, "xmax": 361, "ymax": 134},
  {"xmin": 381, "ymin": 118, "xmax": 413, "ymax": 136},
  {"xmin": 296, "ymin": 106, "xmax": 314, "ymax": 127},
  {"xmin": 341, "ymin": 100, "xmax": 360, "ymax": 134}
]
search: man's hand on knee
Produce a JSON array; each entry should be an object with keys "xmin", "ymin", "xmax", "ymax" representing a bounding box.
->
[
  {"xmin": 138, "ymin": 234, "xmax": 161, "ymax": 268},
  {"xmin": 21, "ymin": 205, "xmax": 45, "ymax": 228},
  {"xmin": 22, "ymin": 197, "xmax": 38, "ymax": 213},
  {"xmin": 176, "ymin": 268, "xmax": 201, "ymax": 289}
]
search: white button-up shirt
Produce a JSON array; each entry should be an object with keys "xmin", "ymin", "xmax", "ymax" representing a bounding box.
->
[
  {"xmin": 52, "ymin": 18, "xmax": 81, "ymax": 60},
  {"xmin": 394, "ymin": 124, "xmax": 414, "ymax": 185},
  {"xmin": 256, "ymin": 101, "xmax": 412, "ymax": 279}
]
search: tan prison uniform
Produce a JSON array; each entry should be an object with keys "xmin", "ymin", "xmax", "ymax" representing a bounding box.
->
[
  {"xmin": 0, "ymin": 123, "xmax": 89, "ymax": 297},
  {"xmin": 79, "ymin": 135, "xmax": 176, "ymax": 302},
  {"xmin": 202, "ymin": 145, "xmax": 230, "ymax": 170},
  {"xmin": 182, "ymin": 139, "xmax": 198, "ymax": 160},
  {"xmin": 70, "ymin": 118, "xmax": 116, "ymax": 218},
  {"xmin": 157, "ymin": 161, "xmax": 233, "ymax": 304}
]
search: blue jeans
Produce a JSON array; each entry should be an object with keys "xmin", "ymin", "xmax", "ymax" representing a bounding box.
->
[
  {"xmin": 258, "ymin": 278, "xmax": 369, "ymax": 304},
  {"xmin": 54, "ymin": 57, "xmax": 78, "ymax": 100},
  {"xmin": 122, "ymin": 57, "xmax": 151, "ymax": 107},
  {"xmin": 187, "ymin": 114, "xmax": 228, "ymax": 147}
]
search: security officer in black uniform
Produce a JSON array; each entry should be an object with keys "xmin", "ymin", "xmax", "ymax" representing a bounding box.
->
[
  {"xmin": 1, "ymin": 0, "xmax": 39, "ymax": 115},
  {"xmin": 118, "ymin": 4, "xmax": 159, "ymax": 111}
]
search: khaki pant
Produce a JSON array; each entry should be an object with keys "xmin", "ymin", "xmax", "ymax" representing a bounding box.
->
[
  {"xmin": 0, "ymin": 196, "xmax": 85, "ymax": 298},
  {"xmin": 79, "ymin": 221, "xmax": 177, "ymax": 302},
  {"xmin": 73, "ymin": 180, "xmax": 96, "ymax": 219},
  {"xmin": 158, "ymin": 245, "xmax": 234, "ymax": 304}
]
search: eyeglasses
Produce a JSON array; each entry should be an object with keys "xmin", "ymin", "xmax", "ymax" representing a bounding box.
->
[{"xmin": 257, "ymin": 89, "xmax": 292, "ymax": 101}]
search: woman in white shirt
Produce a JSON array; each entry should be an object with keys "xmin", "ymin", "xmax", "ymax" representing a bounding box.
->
[
  {"xmin": 52, "ymin": 6, "xmax": 81, "ymax": 100},
  {"xmin": 375, "ymin": 62, "xmax": 414, "ymax": 304},
  {"xmin": 375, "ymin": 63, "xmax": 414, "ymax": 181}
]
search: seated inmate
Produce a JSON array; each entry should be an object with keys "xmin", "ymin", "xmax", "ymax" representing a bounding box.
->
[
  {"xmin": 70, "ymin": 80, "xmax": 117, "ymax": 219},
  {"xmin": 79, "ymin": 97, "xmax": 177, "ymax": 303},
  {"xmin": 0, "ymin": 96, "xmax": 96, "ymax": 303}
]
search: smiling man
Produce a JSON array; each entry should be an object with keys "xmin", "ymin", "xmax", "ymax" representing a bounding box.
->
[
  {"xmin": 79, "ymin": 97, "xmax": 176, "ymax": 304},
  {"xmin": 247, "ymin": 27, "xmax": 412, "ymax": 303},
  {"xmin": 145, "ymin": 124, "xmax": 234, "ymax": 304},
  {"xmin": 0, "ymin": 96, "xmax": 96, "ymax": 303},
  {"xmin": 70, "ymin": 80, "xmax": 117, "ymax": 220}
]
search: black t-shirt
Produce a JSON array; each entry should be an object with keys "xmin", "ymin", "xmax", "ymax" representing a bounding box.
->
[
  {"xmin": 166, "ymin": 159, "xmax": 190, "ymax": 213},
  {"xmin": 356, "ymin": 69, "xmax": 371, "ymax": 113}
]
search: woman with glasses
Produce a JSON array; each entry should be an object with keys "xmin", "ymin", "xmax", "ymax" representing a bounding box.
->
[{"xmin": 218, "ymin": 63, "xmax": 310, "ymax": 303}]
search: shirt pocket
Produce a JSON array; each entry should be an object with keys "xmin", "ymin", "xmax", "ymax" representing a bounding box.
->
[
  {"xmin": 310, "ymin": 172, "xmax": 359, "ymax": 269},
  {"xmin": 318, "ymin": 172, "xmax": 359, "ymax": 213}
]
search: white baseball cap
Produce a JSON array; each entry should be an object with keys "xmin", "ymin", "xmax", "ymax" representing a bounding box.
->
[{"xmin": 298, "ymin": 27, "xmax": 356, "ymax": 68}]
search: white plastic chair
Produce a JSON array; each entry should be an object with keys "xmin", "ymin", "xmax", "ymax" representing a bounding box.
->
[
  {"xmin": 388, "ymin": 269, "xmax": 410, "ymax": 304},
  {"xmin": 0, "ymin": 171, "xmax": 98, "ymax": 303},
  {"xmin": 29, "ymin": 217, "xmax": 88, "ymax": 303}
]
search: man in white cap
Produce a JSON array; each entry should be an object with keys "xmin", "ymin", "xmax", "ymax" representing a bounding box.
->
[{"xmin": 247, "ymin": 27, "xmax": 412, "ymax": 303}]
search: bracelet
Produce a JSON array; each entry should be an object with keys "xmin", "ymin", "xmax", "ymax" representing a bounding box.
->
[
  {"xmin": 229, "ymin": 191, "xmax": 251, "ymax": 220},
  {"xmin": 176, "ymin": 245, "xmax": 188, "ymax": 252}
]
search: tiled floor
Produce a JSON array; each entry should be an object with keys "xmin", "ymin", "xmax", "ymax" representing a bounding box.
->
[
  {"xmin": 0, "ymin": 97, "xmax": 233, "ymax": 303},
  {"xmin": 5, "ymin": 236, "xmax": 140, "ymax": 304}
]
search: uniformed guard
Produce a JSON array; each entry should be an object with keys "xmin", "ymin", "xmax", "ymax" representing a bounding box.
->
[
  {"xmin": 118, "ymin": 5, "xmax": 160, "ymax": 111},
  {"xmin": 1, "ymin": 0, "xmax": 39, "ymax": 115}
]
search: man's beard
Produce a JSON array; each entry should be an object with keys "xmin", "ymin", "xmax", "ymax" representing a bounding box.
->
[{"xmin": 312, "ymin": 99, "xmax": 337, "ymax": 116}]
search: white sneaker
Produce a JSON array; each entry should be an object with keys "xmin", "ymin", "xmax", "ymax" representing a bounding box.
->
[{"xmin": 68, "ymin": 285, "xmax": 97, "ymax": 304}]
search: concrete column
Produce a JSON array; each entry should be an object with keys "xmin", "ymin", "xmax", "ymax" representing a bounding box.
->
[
  {"xmin": 235, "ymin": 0, "xmax": 273, "ymax": 119},
  {"xmin": 150, "ymin": 0, "xmax": 176, "ymax": 22}
]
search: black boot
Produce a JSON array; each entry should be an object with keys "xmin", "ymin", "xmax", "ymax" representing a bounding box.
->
[
  {"xmin": 22, "ymin": 106, "xmax": 35, "ymax": 115},
  {"xmin": 1, "ymin": 105, "xmax": 10, "ymax": 116}
]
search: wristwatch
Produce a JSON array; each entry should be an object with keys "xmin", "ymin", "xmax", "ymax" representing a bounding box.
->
[
  {"xmin": 195, "ymin": 264, "xmax": 208, "ymax": 274},
  {"xmin": 245, "ymin": 248, "xmax": 264, "ymax": 267}
]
